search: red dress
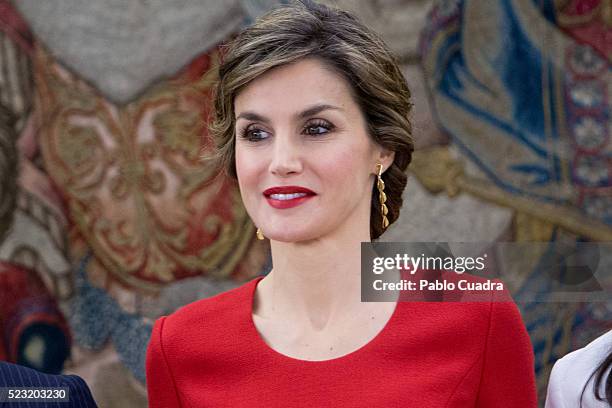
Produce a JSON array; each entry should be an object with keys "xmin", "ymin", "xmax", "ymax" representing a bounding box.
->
[{"xmin": 146, "ymin": 274, "xmax": 537, "ymax": 407}]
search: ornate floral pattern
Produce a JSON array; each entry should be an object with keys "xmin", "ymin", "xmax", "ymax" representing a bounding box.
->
[{"xmin": 34, "ymin": 44, "xmax": 260, "ymax": 290}]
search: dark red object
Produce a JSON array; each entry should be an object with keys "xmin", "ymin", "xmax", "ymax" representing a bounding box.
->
[{"xmin": 0, "ymin": 261, "xmax": 71, "ymax": 367}]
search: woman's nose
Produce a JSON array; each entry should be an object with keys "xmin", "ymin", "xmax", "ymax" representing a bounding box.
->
[{"xmin": 269, "ymin": 134, "xmax": 303, "ymax": 177}]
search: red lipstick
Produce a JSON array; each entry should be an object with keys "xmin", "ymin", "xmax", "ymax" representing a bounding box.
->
[
  {"xmin": 263, "ymin": 186, "xmax": 317, "ymax": 209},
  {"xmin": 263, "ymin": 186, "xmax": 316, "ymax": 195}
]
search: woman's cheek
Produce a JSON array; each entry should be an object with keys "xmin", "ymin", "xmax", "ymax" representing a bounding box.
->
[
  {"xmin": 236, "ymin": 149, "xmax": 262, "ymax": 184},
  {"xmin": 235, "ymin": 162, "xmax": 255, "ymax": 205},
  {"xmin": 322, "ymin": 145, "xmax": 364, "ymax": 181}
]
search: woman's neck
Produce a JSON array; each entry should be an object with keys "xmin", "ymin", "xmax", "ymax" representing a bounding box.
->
[{"xmin": 260, "ymin": 222, "xmax": 377, "ymax": 332}]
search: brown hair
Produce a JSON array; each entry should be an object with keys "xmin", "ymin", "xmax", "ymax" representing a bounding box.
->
[{"xmin": 205, "ymin": 0, "xmax": 414, "ymax": 240}]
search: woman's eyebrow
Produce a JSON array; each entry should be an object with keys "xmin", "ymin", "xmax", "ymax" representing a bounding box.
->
[{"xmin": 235, "ymin": 103, "xmax": 343, "ymax": 123}]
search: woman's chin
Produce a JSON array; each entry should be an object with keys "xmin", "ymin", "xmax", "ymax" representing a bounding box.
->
[{"xmin": 266, "ymin": 229, "xmax": 321, "ymax": 244}]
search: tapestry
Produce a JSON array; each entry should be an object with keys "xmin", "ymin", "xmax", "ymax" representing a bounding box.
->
[
  {"xmin": 420, "ymin": 0, "xmax": 612, "ymax": 401},
  {"xmin": 0, "ymin": 1, "xmax": 277, "ymax": 405}
]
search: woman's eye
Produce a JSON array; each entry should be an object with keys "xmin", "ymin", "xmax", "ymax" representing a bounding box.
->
[
  {"xmin": 239, "ymin": 120, "xmax": 334, "ymax": 142},
  {"xmin": 304, "ymin": 120, "xmax": 334, "ymax": 135},
  {"xmin": 241, "ymin": 128, "xmax": 269, "ymax": 142}
]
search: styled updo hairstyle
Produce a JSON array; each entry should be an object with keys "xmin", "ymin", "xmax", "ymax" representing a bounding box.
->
[{"xmin": 206, "ymin": 0, "xmax": 414, "ymax": 240}]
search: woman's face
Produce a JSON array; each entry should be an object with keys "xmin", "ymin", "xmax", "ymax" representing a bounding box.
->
[{"xmin": 234, "ymin": 57, "xmax": 393, "ymax": 242}]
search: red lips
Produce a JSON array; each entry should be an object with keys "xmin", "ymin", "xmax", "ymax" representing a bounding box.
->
[{"xmin": 263, "ymin": 186, "xmax": 316, "ymax": 196}]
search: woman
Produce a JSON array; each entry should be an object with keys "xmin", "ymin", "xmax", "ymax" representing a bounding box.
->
[
  {"xmin": 545, "ymin": 329, "xmax": 612, "ymax": 407},
  {"xmin": 145, "ymin": 1, "xmax": 537, "ymax": 406}
]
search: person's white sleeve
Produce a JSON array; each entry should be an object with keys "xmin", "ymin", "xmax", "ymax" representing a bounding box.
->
[{"xmin": 545, "ymin": 357, "xmax": 568, "ymax": 408}]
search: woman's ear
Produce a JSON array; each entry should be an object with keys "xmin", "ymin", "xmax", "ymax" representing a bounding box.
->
[{"xmin": 378, "ymin": 149, "xmax": 395, "ymax": 172}]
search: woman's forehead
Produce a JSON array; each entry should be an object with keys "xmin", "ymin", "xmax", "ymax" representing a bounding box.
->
[{"xmin": 234, "ymin": 58, "xmax": 354, "ymax": 115}]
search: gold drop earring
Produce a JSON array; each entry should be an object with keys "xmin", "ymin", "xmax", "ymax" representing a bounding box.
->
[
  {"xmin": 376, "ymin": 163, "xmax": 389, "ymax": 229},
  {"xmin": 256, "ymin": 227, "xmax": 265, "ymax": 240}
]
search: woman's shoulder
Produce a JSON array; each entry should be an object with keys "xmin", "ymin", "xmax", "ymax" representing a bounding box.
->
[
  {"xmin": 156, "ymin": 276, "xmax": 261, "ymax": 338},
  {"xmin": 550, "ymin": 329, "xmax": 612, "ymax": 376},
  {"xmin": 565, "ymin": 329, "xmax": 611, "ymax": 358},
  {"xmin": 546, "ymin": 329, "xmax": 612, "ymax": 406},
  {"xmin": 394, "ymin": 270, "xmax": 525, "ymax": 342}
]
